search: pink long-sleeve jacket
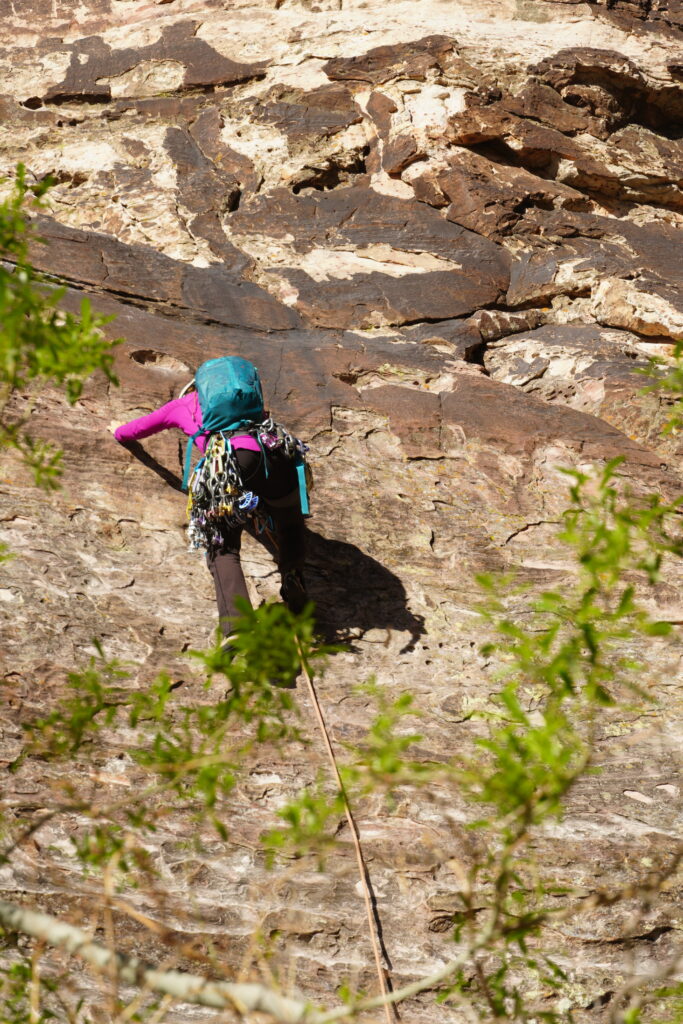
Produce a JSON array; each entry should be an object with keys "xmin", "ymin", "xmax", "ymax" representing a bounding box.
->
[{"xmin": 113, "ymin": 392, "xmax": 260, "ymax": 452}]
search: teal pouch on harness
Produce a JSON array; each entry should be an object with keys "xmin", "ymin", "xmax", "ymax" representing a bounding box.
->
[{"xmin": 182, "ymin": 357, "xmax": 264, "ymax": 490}]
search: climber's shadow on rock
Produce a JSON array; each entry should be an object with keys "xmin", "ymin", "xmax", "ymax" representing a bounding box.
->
[
  {"xmin": 250, "ymin": 524, "xmax": 425, "ymax": 653},
  {"xmin": 122, "ymin": 443, "xmax": 424, "ymax": 652},
  {"xmin": 120, "ymin": 439, "xmax": 185, "ymax": 492},
  {"xmin": 309, "ymin": 531, "xmax": 425, "ymax": 652}
]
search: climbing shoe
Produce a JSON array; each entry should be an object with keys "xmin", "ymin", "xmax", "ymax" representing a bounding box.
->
[
  {"xmin": 280, "ymin": 569, "xmax": 308, "ymax": 614},
  {"xmin": 220, "ymin": 634, "xmax": 249, "ymax": 671}
]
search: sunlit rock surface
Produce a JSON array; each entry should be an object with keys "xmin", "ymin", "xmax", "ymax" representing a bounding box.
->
[{"xmin": 1, "ymin": 1, "xmax": 683, "ymax": 1020}]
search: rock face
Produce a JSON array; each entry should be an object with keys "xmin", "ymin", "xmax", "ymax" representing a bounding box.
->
[{"xmin": 1, "ymin": 2, "xmax": 683, "ymax": 1021}]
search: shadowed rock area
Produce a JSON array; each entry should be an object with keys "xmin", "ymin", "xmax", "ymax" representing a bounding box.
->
[{"xmin": 1, "ymin": 1, "xmax": 683, "ymax": 1020}]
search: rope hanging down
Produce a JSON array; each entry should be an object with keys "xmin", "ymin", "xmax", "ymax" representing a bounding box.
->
[
  {"xmin": 295, "ymin": 638, "xmax": 395, "ymax": 1024},
  {"xmin": 255, "ymin": 510, "xmax": 393, "ymax": 1017}
]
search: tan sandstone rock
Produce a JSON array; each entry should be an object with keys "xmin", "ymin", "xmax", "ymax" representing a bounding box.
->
[{"xmin": 1, "ymin": 1, "xmax": 683, "ymax": 1020}]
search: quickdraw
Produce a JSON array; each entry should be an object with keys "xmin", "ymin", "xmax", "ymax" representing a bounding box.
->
[
  {"xmin": 256, "ymin": 417, "xmax": 311, "ymax": 515},
  {"xmin": 256, "ymin": 417, "xmax": 307, "ymax": 460},
  {"xmin": 186, "ymin": 421, "xmax": 311, "ymax": 552},
  {"xmin": 186, "ymin": 433, "xmax": 256, "ymax": 551}
]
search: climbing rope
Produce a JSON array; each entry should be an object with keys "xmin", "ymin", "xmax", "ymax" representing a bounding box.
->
[{"xmin": 295, "ymin": 638, "xmax": 395, "ymax": 1024}]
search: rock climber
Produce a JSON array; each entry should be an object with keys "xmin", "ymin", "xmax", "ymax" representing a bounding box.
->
[{"xmin": 111, "ymin": 361, "xmax": 309, "ymax": 640}]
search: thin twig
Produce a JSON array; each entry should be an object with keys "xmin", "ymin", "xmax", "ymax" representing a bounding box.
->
[
  {"xmin": 29, "ymin": 942, "xmax": 43, "ymax": 1024},
  {"xmin": 315, "ymin": 919, "xmax": 498, "ymax": 1023},
  {"xmin": 104, "ymin": 846, "xmax": 124, "ymax": 1016},
  {"xmin": 0, "ymin": 898, "xmax": 312, "ymax": 1021},
  {"xmin": 0, "ymin": 894, "xmax": 500, "ymax": 1024}
]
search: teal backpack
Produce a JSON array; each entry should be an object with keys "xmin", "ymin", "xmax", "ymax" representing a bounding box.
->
[
  {"xmin": 181, "ymin": 358, "xmax": 311, "ymax": 550},
  {"xmin": 182, "ymin": 357, "xmax": 264, "ymax": 490}
]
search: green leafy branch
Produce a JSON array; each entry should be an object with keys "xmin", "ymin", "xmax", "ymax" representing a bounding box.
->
[
  {"xmin": 12, "ymin": 602, "xmax": 328, "ymax": 875},
  {"xmin": 639, "ymin": 341, "xmax": 683, "ymax": 435},
  {"xmin": 0, "ymin": 165, "xmax": 119, "ymax": 489}
]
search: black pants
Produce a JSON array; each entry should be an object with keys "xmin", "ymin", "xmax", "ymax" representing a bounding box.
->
[{"xmin": 206, "ymin": 447, "xmax": 307, "ymax": 635}]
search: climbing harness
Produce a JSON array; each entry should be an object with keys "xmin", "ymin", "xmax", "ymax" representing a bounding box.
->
[{"xmin": 186, "ymin": 418, "xmax": 311, "ymax": 552}]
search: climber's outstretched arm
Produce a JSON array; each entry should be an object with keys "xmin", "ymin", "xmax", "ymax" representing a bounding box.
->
[{"xmin": 112, "ymin": 400, "xmax": 179, "ymax": 444}]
